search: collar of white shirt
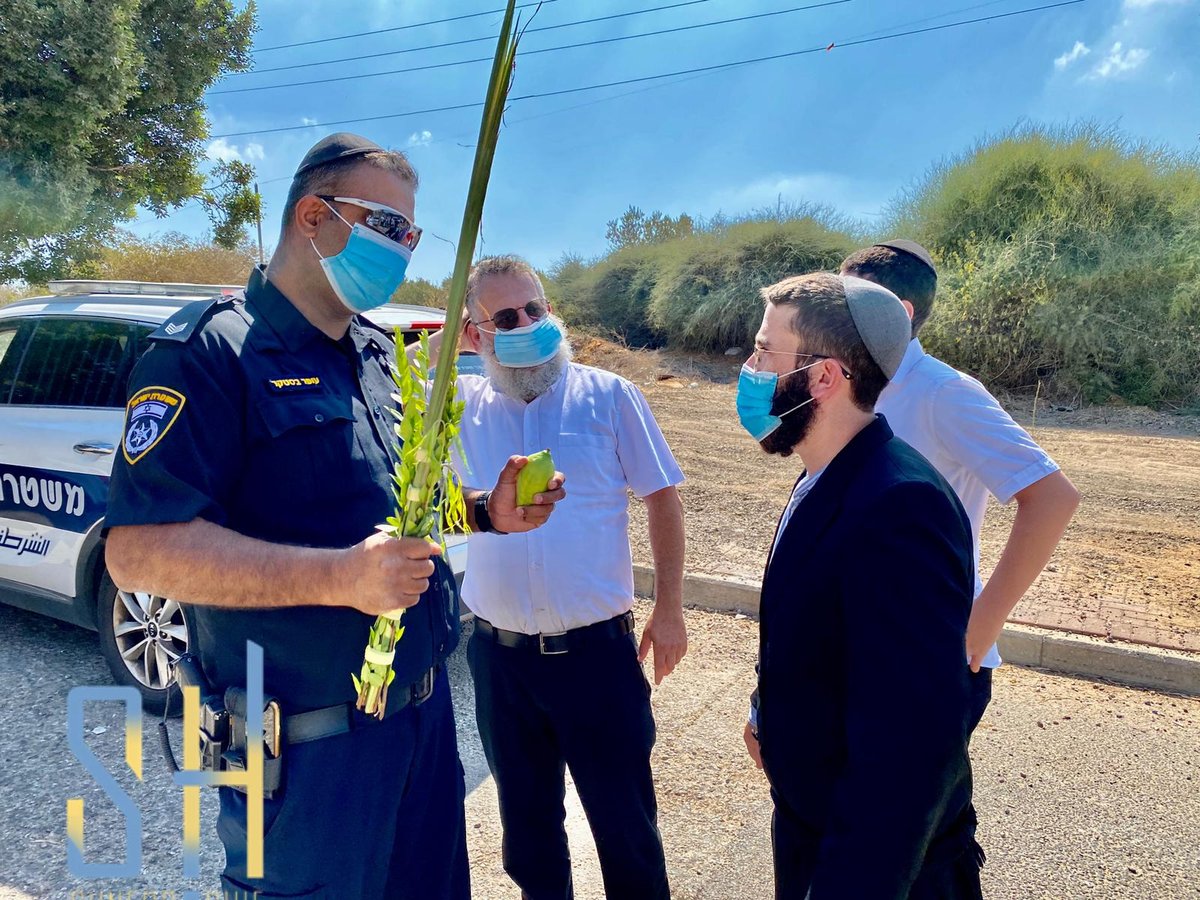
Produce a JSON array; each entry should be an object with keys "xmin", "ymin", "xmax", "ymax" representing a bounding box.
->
[{"xmin": 891, "ymin": 338, "xmax": 926, "ymax": 385}]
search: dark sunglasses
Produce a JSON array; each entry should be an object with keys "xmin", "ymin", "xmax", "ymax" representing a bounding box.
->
[
  {"xmin": 317, "ymin": 195, "xmax": 423, "ymax": 251},
  {"xmin": 475, "ymin": 299, "xmax": 548, "ymax": 332}
]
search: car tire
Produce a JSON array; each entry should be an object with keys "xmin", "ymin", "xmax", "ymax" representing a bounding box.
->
[{"xmin": 95, "ymin": 571, "xmax": 193, "ymax": 717}]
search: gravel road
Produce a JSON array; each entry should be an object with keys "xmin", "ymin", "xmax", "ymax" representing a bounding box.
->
[{"xmin": 2, "ymin": 599, "xmax": 1197, "ymax": 899}]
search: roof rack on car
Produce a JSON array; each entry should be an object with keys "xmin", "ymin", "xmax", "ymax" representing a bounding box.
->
[{"xmin": 47, "ymin": 280, "xmax": 242, "ymax": 297}]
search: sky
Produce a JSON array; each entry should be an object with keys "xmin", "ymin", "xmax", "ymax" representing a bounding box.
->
[{"xmin": 132, "ymin": 0, "xmax": 1200, "ymax": 283}]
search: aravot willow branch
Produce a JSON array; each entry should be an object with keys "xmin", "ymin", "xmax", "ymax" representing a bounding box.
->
[{"xmin": 352, "ymin": 0, "xmax": 522, "ymax": 718}]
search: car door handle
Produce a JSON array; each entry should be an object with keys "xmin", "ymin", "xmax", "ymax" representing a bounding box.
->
[{"xmin": 73, "ymin": 442, "xmax": 115, "ymax": 456}]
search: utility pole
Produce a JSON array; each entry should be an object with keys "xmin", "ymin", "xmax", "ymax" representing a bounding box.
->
[{"xmin": 254, "ymin": 181, "xmax": 265, "ymax": 266}]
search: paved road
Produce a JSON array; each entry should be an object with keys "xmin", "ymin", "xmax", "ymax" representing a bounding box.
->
[
  {"xmin": 0, "ymin": 603, "xmax": 492, "ymax": 899},
  {"xmin": 1, "ymin": 601, "xmax": 1198, "ymax": 899}
]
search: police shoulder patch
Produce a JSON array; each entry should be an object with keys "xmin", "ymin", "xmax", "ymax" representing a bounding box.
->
[{"xmin": 122, "ymin": 387, "xmax": 187, "ymax": 465}]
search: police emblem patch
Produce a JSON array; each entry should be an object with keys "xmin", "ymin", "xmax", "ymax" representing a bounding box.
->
[{"xmin": 122, "ymin": 387, "xmax": 187, "ymax": 465}]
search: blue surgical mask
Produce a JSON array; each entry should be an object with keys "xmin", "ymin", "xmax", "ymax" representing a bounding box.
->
[
  {"xmin": 493, "ymin": 316, "xmax": 564, "ymax": 368},
  {"xmin": 313, "ymin": 204, "xmax": 411, "ymax": 314},
  {"xmin": 736, "ymin": 360, "xmax": 820, "ymax": 441}
]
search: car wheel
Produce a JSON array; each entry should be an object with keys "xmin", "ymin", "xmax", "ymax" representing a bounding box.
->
[{"xmin": 96, "ymin": 572, "xmax": 192, "ymax": 717}]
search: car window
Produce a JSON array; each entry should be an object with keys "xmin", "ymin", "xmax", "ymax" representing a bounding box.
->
[
  {"xmin": 7, "ymin": 318, "xmax": 152, "ymax": 408},
  {"xmin": 0, "ymin": 321, "xmax": 33, "ymax": 403},
  {"xmin": 0, "ymin": 326, "xmax": 20, "ymax": 364}
]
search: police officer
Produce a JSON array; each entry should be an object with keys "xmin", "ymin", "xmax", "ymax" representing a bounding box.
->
[{"xmin": 105, "ymin": 133, "xmax": 566, "ymax": 899}]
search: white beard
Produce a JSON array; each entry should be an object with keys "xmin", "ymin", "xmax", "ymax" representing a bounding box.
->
[{"xmin": 479, "ymin": 315, "xmax": 573, "ymax": 402}]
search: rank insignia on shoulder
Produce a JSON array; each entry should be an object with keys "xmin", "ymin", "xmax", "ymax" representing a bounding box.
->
[
  {"xmin": 149, "ymin": 295, "xmax": 236, "ymax": 343},
  {"xmin": 123, "ymin": 387, "xmax": 187, "ymax": 465},
  {"xmin": 266, "ymin": 376, "xmax": 321, "ymax": 392}
]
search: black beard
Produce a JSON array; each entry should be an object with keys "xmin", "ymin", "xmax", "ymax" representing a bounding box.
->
[{"xmin": 759, "ymin": 373, "xmax": 817, "ymax": 457}]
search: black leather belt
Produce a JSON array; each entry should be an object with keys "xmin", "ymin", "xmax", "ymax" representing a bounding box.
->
[
  {"xmin": 474, "ymin": 611, "xmax": 634, "ymax": 655},
  {"xmin": 283, "ymin": 665, "xmax": 439, "ymax": 745}
]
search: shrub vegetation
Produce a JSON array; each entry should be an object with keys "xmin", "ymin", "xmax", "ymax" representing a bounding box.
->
[{"xmin": 553, "ymin": 125, "xmax": 1200, "ymax": 408}]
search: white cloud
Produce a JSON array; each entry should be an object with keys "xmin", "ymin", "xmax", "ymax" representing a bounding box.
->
[
  {"xmin": 206, "ymin": 138, "xmax": 242, "ymax": 163},
  {"xmin": 1086, "ymin": 42, "xmax": 1151, "ymax": 79},
  {"xmin": 301, "ymin": 117, "xmax": 318, "ymax": 126},
  {"xmin": 1054, "ymin": 41, "xmax": 1091, "ymax": 70},
  {"xmin": 206, "ymin": 138, "xmax": 267, "ymax": 165},
  {"xmin": 407, "ymin": 130, "xmax": 433, "ymax": 148}
]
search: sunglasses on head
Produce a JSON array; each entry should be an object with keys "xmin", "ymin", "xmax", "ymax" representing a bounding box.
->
[
  {"xmin": 317, "ymin": 195, "xmax": 422, "ymax": 251},
  {"xmin": 474, "ymin": 299, "xmax": 549, "ymax": 332}
]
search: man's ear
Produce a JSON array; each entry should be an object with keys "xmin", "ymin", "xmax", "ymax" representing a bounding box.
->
[
  {"xmin": 900, "ymin": 299, "xmax": 915, "ymax": 320},
  {"xmin": 294, "ymin": 195, "xmax": 329, "ymax": 241},
  {"xmin": 808, "ymin": 358, "xmax": 845, "ymax": 401},
  {"xmin": 463, "ymin": 320, "xmax": 483, "ymax": 352}
]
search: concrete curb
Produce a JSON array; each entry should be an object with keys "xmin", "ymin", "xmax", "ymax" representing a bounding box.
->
[{"xmin": 633, "ymin": 565, "xmax": 1200, "ymax": 697}]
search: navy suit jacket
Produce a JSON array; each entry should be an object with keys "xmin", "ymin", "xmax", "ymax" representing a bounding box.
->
[{"xmin": 756, "ymin": 415, "xmax": 978, "ymax": 898}]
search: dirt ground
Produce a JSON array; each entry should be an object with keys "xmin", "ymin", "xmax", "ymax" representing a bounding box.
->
[
  {"xmin": 466, "ymin": 600, "xmax": 1200, "ymax": 900},
  {"xmin": 572, "ymin": 337, "xmax": 1200, "ymax": 653}
]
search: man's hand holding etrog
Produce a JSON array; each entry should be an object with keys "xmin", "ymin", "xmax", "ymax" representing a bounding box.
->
[{"xmin": 489, "ymin": 454, "xmax": 567, "ymax": 533}]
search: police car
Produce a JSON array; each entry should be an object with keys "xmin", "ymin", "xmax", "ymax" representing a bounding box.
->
[{"xmin": 0, "ymin": 279, "xmax": 468, "ymax": 714}]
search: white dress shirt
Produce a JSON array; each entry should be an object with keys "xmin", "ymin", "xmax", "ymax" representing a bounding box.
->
[
  {"xmin": 452, "ymin": 363, "xmax": 684, "ymax": 635},
  {"xmin": 876, "ymin": 339, "xmax": 1060, "ymax": 669}
]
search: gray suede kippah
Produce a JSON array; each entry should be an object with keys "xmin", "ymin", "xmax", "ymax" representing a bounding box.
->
[{"xmin": 839, "ymin": 275, "xmax": 912, "ymax": 380}]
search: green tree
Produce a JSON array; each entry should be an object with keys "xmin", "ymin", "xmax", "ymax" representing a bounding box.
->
[
  {"xmin": 391, "ymin": 277, "xmax": 449, "ymax": 308},
  {"xmin": 604, "ymin": 205, "xmax": 695, "ymax": 251},
  {"xmin": 0, "ymin": 0, "xmax": 257, "ymax": 282},
  {"xmin": 202, "ymin": 161, "xmax": 261, "ymax": 250}
]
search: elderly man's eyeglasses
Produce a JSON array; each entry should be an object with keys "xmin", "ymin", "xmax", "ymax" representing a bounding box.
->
[
  {"xmin": 317, "ymin": 195, "xmax": 422, "ymax": 251},
  {"xmin": 474, "ymin": 299, "xmax": 548, "ymax": 332}
]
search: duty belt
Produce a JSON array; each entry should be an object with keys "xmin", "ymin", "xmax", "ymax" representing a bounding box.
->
[
  {"xmin": 284, "ymin": 664, "xmax": 440, "ymax": 745},
  {"xmin": 473, "ymin": 611, "xmax": 634, "ymax": 655}
]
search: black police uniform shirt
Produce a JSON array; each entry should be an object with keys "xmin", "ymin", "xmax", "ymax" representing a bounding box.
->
[{"xmin": 106, "ymin": 266, "xmax": 460, "ymax": 713}]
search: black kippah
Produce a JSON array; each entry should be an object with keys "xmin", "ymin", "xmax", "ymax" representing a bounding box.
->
[
  {"xmin": 872, "ymin": 239, "xmax": 937, "ymax": 278},
  {"xmin": 294, "ymin": 132, "xmax": 384, "ymax": 177}
]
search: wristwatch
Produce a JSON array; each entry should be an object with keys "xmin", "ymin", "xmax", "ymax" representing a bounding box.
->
[{"xmin": 474, "ymin": 490, "xmax": 508, "ymax": 535}]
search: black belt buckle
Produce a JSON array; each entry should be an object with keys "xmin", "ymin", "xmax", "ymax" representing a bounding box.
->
[
  {"xmin": 412, "ymin": 667, "xmax": 436, "ymax": 705},
  {"xmin": 538, "ymin": 631, "xmax": 569, "ymax": 656}
]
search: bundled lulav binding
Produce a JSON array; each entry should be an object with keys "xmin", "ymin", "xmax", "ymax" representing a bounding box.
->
[{"xmin": 353, "ymin": 0, "xmax": 523, "ymax": 718}]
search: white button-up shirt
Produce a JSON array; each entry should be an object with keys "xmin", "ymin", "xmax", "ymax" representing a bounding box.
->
[
  {"xmin": 877, "ymin": 339, "xmax": 1060, "ymax": 668},
  {"xmin": 452, "ymin": 363, "xmax": 684, "ymax": 634}
]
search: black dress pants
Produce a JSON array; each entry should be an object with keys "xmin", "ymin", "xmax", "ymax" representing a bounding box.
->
[
  {"xmin": 770, "ymin": 796, "xmax": 984, "ymax": 900},
  {"xmin": 468, "ymin": 625, "xmax": 670, "ymax": 900}
]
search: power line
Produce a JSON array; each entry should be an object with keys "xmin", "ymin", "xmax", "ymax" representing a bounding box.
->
[
  {"xmin": 211, "ymin": 1, "xmax": 851, "ymax": 96},
  {"xmin": 234, "ymin": 0, "xmax": 725, "ymax": 77},
  {"xmin": 212, "ymin": 0, "xmax": 1088, "ymax": 139},
  {"xmin": 254, "ymin": 0, "xmax": 562, "ymax": 53}
]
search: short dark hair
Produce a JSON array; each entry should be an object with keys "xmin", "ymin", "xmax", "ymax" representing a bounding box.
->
[
  {"xmin": 761, "ymin": 272, "xmax": 888, "ymax": 412},
  {"xmin": 840, "ymin": 245, "xmax": 937, "ymax": 333},
  {"xmin": 466, "ymin": 255, "xmax": 543, "ymax": 314},
  {"xmin": 280, "ymin": 150, "xmax": 419, "ymax": 238}
]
